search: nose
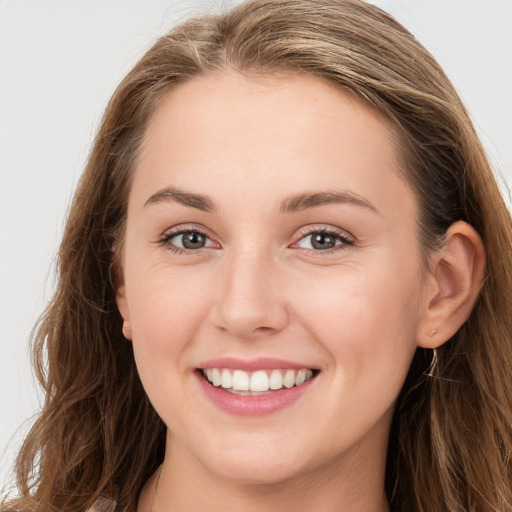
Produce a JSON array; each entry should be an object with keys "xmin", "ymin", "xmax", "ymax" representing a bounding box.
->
[{"xmin": 211, "ymin": 249, "xmax": 289, "ymax": 340}]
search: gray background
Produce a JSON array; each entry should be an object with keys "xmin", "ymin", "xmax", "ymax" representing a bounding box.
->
[{"xmin": 1, "ymin": 0, "xmax": 511, "ymax": 492}]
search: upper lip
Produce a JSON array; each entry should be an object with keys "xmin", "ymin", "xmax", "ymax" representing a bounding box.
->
[{"xmin": 197, "ymin": 357, "xmax": 318, "ymax": 371}]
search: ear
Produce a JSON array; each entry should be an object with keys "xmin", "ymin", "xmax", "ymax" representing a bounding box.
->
[
  {"xmin": 417, "ymin": 221, "xmax": 486, "ymax": 349},
  {"xmin": 116, "ymin": 283, "xmax": 133, "ymax": 341},
  {"xmin": 112, "ymin": 251, "xmax": 132, "ymax": 341}
]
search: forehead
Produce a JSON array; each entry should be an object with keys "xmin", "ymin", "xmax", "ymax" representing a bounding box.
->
[{"xmin": 132, "ymin": 70, "xmax": 415, "ymax": 221}]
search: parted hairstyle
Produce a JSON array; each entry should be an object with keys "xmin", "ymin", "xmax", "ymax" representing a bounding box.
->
[{"xmin": 3, "ymin": 1, "xmax": 512, "ymax": 511}]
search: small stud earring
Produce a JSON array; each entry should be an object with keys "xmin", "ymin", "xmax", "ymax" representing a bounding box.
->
[
  {"xmin": 122, "ymin": 322, "xmax": 132, "ymax": 340},
  {"xmin": 427, "ymin": 328, "xmax": 438, "ymax": 338}
]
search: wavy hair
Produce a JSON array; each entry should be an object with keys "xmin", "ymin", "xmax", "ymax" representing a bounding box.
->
[{"xmin": 3, "ymin": 1, "xmax": 512, "ymax": 511}]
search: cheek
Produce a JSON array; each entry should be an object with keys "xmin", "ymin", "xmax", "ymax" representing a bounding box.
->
[
  {"xmin": 126, "ymin": 264, "xmax": 212, "ymax": 382},
  {"xmin": 125, "ymin": 270, "xmax": 212, "ymax": 431},
  {"xmin": 291, "ymin": 259, "xmax": 422, "ymax": 392}
]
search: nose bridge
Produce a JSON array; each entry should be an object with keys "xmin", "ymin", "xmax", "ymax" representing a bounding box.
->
[{"xmin": 213, "ymin": 244, "xmax": 288, "ymax": 338}]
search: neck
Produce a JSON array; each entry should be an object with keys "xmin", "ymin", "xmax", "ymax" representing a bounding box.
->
[{"xmin": 139, "ymin": 432, "xmax": 390, "ymax": 512}]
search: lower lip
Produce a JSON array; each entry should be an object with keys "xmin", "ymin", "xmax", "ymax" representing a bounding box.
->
[{"xmin": 195, "ymin": 371, "xmax": 316, "ymax": 416}]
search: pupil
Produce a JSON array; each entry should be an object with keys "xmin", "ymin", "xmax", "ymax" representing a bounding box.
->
[
  {"xmin": 311, "ymin": 232, "xmax": 336, "ymax": 250},
  {"xmin": 183, "ymin": 232, "xmax": 205, "ymax": 249}
]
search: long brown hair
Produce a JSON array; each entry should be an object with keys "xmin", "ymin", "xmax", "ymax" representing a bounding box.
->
[{"xmin": 3, "ymin": 1, "xmax": 512, "ymax": 511}]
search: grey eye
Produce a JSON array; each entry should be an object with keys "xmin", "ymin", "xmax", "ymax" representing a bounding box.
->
[
  {"xmin": 296, "ymin": 231, "xmax": 345, "ymax": 250},
  {"xmin": 172, "ymin": 231, "xmax": 207, "ymax": 249},
  {"xmin": 310, "ymin": 232, "xmax": 338, "ymax": 250}
]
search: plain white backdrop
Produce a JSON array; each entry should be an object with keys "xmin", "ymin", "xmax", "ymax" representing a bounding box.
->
[{"xmin": 1, "ymin": 0, "xmax": 511, "ymax": 491}]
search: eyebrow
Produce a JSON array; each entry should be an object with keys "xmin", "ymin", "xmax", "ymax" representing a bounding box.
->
[
  {"xmin": 144, "ymin": 186, "xmax": 215, "ymax": 212},
  {"xmin": 279, "ymin": 190, "xmax": 379, "ymax": 215},
  {"xmin": 144, "ymin": 186, "xmax": 378, "ymax": 215}
]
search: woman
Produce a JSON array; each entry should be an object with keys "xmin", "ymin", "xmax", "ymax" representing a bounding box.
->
[{"xmin": 2, "ymin": 0, "xmax": 511, "ymax": 511}]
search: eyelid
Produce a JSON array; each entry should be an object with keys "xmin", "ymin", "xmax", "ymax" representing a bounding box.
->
[
  {"xmin": 295, "ymin": 224, "xmax": 355, "ymax": 242},
  {"xmin": 160, "ymin": 223, "xmax": 214, "ymax": 240}
]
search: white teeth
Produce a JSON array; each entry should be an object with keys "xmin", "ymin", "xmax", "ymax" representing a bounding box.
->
[
  {"xmin": 295, "ymin": 369, "xmax": 306, "ymax": 386},
  {"xmin": 269, "ymin": 369, "xmax": 283, "ymax": 390},
  {"xmin": 232, "ymin": 369, "xmax": 250, "ymax": 391},
  {"xmin": 250, "ymin": 370, "xmax": 270, "ymax": 392},
  {"xmin": 221, "ymin": 369, "xmax": 232, "ymax": 389},
  {"xmin": 212, "ymin": 368, "xmax": 222, "ymax": 387},
  {"xmin": 202, "ymin": 367, "xmax": 316, "ymax": 392},
  {"xmin": 283, "ymin": 369, "xmax": 295, "ymax": 388}
]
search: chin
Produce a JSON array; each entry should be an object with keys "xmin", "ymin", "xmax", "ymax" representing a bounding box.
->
[
  {"xmin": 210, "ymin": 459, "xmax": 308, "ymax": 486},
  {"xmin": 196, "ymin": 442, "xmax": 313, "ymax": 486}
]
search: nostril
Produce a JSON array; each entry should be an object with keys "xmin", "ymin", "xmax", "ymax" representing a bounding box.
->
[{"xmin": 255, "ymin": 326, "xmax": 273, "ymax": 333}]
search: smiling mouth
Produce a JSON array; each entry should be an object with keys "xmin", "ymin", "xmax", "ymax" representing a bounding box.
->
[{"xmin": 199, "ymin": 368, "xmax": 319, "ymax": 395}]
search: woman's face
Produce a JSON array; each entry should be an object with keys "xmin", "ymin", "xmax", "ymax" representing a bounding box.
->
[{"xmin": 117, "ymin": 71, "xmax": 430, "ymax": 485}]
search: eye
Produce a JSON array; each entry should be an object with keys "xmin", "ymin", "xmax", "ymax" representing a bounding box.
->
[
  {"xmin": 293, "ymin": 228, "xmax": 354, "ymax": 252},
  {"xmin": 172, "ymin": 231, "xmax": 208, "ymax": 249},
  {"xmin": 159, "ymin": 228, "xmax": 219, "ymax": 253}
]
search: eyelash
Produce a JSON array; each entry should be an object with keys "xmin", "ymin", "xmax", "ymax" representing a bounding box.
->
[{"xmin": 158, "ymin": 226, "xmax": 355, "ymax": 256}]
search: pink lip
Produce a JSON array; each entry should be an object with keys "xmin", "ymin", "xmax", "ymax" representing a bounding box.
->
[
  {"xmin": 198, "ymin": 357, "xmax": 314, "ymax": 371},
  {"xmin": 195, "ymin": 369, "xmax": 318, "ymax": 417}
]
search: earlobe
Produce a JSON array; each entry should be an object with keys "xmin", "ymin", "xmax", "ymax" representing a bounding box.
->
[
  {"xmin": 111, "ymin": 248, "xmax": 132, "ymax": 340},
  {"xmin": 116, "ymin": 283, "xmax": 132, "ymax": 341},
  {"xmin": 122, "ymin": 320, "xmax": 133, "ymax": 340},
  {"xmin": 417, "ymin": 221, "xmax": 486, "ymax": 349}
]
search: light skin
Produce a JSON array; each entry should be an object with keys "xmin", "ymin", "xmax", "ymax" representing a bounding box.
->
[{"xmin": 116, "ymin": 70, "xmax": 485, "ymax": 512}]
